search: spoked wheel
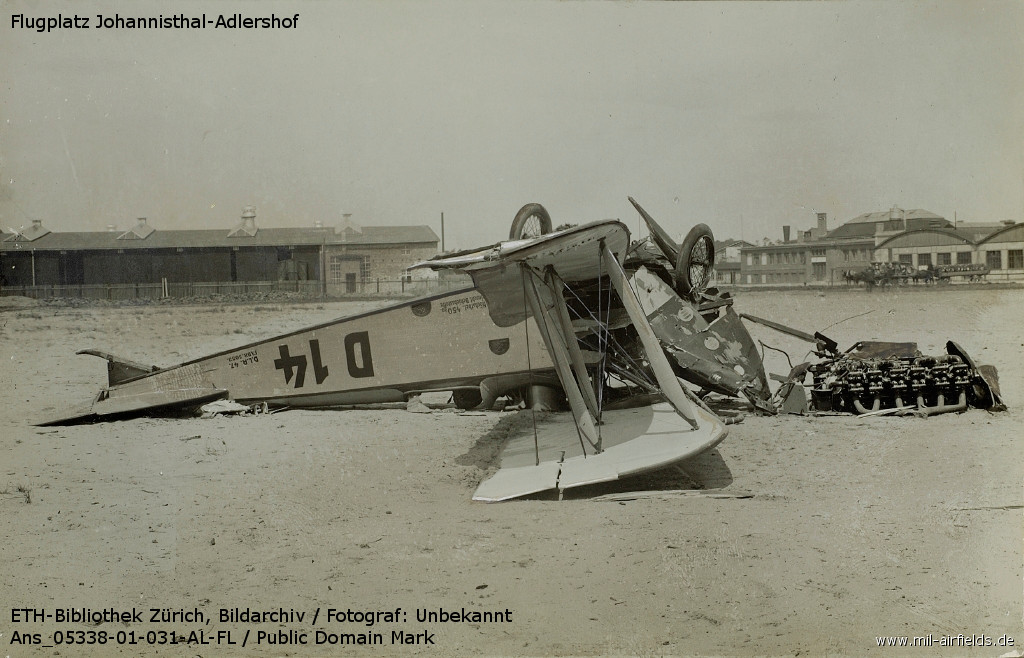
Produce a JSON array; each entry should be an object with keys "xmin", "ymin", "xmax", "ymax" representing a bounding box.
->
[
  {"xmin": 509, "ymin": 203, "xmax": 553, "ymax": 240},
  {"xmin": 674, "ymin": 224, "xmax": 715, "ymax": 295}
]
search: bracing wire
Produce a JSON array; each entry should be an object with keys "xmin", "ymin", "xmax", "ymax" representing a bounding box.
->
[
  {"xmin": 526, "ymin": 266, "xmax": 590, "ymax": 457},
  {"xmin": 596, "ymin": 242, "xmax": 606, "ymax": 421},
  {"xmin": 520, "ymin": 264, "xmax": 540, "ymax": 467},
  {"xmin": 560, "ymin": 283, "xmax": 657, "ymax": 390}
]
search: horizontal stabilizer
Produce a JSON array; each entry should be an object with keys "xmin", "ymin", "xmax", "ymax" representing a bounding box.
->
[
  {"xmin": 36, "ymin": 387, "xmax": 227, "ymax": 426},
  {"xmin": 92, "ymin": 387, "xmax": 227, "ymax": 417},
  {"xmin": 77, "ymin": 349, "xmax": 159, "ymax": 386},
  {"xmin": 35, "ymin": 396, "xmax": 102, "ymax": 427}
]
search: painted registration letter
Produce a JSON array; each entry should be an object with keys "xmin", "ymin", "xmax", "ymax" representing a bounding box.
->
[{"xmin": 344, "ymin": 331, "xmax": 374, "ymax": 378}]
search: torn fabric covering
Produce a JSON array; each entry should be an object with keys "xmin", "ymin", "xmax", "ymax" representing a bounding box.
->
[{"xmin": 631, "ymin": 266, "xmax": 771, "ymax": 407}]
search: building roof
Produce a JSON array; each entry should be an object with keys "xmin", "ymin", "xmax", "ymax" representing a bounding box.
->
[
  {"xmin": 844, "ymin": 209, "xmax": 944, "ymax": 225},
  {"xmin": 874, "ymin": 228, "xmax": 977, "ymax": 249},
  {"xmin": 0, "ymin": 224, "xmax": 440, "ymax": 252},
  {"xmin": 334, "ymin": 225, "xmax": 439, "ymax": 245},
  {"xmin": 828, "ymin": 209, "xmax": 950, "ymax": 240},
  {"xmin": 976, "ymin": 222, "xmax": 1024, "ymax": 244},
  {"xmin": 2, "ymin": 220, "xmax": 51, "ymax": 242},
  {"xmin": 742, "ymin": 236, "xmax": 876, "ymax": 252},
  {"xmin": 716, "ymin": 238, "xmax": 754, "ymax": 249},
  {"xmin": 952, "ymin": 221, "xmax": 1014, "ymax": 241}
]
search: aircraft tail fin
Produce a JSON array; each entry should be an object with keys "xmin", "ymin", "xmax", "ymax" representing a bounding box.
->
[{"xmin": 77, "ymin": 349, "xmax": 159, "ymax": 386}]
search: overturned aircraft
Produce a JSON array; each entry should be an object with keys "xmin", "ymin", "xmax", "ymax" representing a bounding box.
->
[
  {"xmin": 40, "ymin": 200, "xmax": 770, "ymax": 427},
  {"xmin": 38, "ymin": 200, "xmax": 1002, "ymax": 498},
  {"xmin": 39, "ymin": 200, "xmax": 782, "ymax": 499}
]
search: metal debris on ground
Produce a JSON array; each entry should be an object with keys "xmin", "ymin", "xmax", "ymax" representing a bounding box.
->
[
  {"xmin": 405, "ymin": 395, "xmax": 433, "ymax": 414},
  {"xmin": 200, "ymin": 400, "xmax": 268, "ymax": 417}
]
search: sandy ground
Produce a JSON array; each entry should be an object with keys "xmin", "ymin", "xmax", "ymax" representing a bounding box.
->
[{"xmin": 1, "ymin": 286, "xmax": 1022, "ymax": 657}]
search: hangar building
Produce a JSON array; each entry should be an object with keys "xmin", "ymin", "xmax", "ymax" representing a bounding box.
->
[
  {"xmin": 0, "ymin": 208, "xmax": 441, "ymax": 299},
  {"xmin": 739, "ymin": 208, "xmax": 1022, "ymax": 285}
]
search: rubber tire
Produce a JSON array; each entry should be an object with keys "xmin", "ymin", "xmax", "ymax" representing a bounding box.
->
[
  {"xmin": 509, "ymin": 203, "xmax": 553, "ymax": 240},
  {"xmin": 452, "ymin": 388, "xmax": 483, "ymax": 410},
  {"xmin": 675, "ymin": 223, "xmax": 715, "ymax": 294}
]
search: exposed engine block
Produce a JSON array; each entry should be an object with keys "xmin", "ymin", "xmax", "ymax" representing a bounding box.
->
[{"xmin": 808, "ymin": 343, "xmax": 999, "ymax": 416}]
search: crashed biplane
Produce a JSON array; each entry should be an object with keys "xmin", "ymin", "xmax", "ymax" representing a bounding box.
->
[
  {"xmin": 40, "ymin": 200, "xmax": 770, "ymax": 424},
  {"xmin": 39, "ymin": 198, "xmax": 1000, "ymax": 498},
  {"xmin": 39, "ymin": 199, "xmax": 780, "ymax": 498}
]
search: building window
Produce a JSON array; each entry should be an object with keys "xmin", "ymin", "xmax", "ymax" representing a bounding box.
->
[
  {"xmin": 937, "ymin": 252, "xmax": 951, "ymax": 266},
  {"xmin": 986, "ymin": 251, "xmax": 1002, "ymax": 270},
  {"xmin": 329, "ymin": 257, "xmax": 344, "ymax": 283},
  {"xmin": 746, "ymin": 254, "xmax": 752, "ymax": 266},
  {"xmin": 812, "ymin": 262, "xmax": 826, "ymax": 280},
  {"xmin": 957, "ymin": 251, "xmax": 972, "ymax": 265},
  {"xmin": 811, "ymin": 249, "xmax": 825, "ymax": 258},
  {"xmin": 1009, "ymin": 250, "xmax": 1023, "ymax": 269},
  {"xmin": 918, "ymin": 253, "xmax": 931, "ymax": 267},
  {"xmin": 898, "ymin": 254, "xmax": 913, "ymax": 264},
  {"xmin": 329, "ymin": 256, "xmax": 368, "ymax": 284}
]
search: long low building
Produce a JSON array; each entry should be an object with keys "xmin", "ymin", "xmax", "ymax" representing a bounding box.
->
[
  {"xmin": 738, "ymin": 209, "xmax": 1022, "ymax": 285},
  {"xmin": 0, "ymin": 209, "xmax": 441, "ymax": 298},
  {"xmin": 875, "ymin": 222, "xmax": 1024, "ymax": 275}
]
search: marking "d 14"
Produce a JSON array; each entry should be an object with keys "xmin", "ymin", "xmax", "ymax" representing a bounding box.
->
[{"xmin": 274, "ymin": 332, "xmax": 374, "ymax": 388}]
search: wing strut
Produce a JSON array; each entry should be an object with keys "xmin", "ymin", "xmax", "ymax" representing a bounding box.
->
[
  {"xmin": 521, "ymin": 264, "xmax": 602, "ymax": 453},
  {"xmin": 544, "ymin": 267, "xmax": 601, "ymax": 420},
  {"xmin": 602, "ymin": 242, "xmax": 700, "ymax": 430}
]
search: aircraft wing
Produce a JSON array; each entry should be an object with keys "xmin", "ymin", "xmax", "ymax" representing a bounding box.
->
[
  {"xmin": 422, "ymin": 220, "xmax": 727, "ymax": 500},
  {"xmin": 417, "ymin": 220, "xmax": 631, "ymax": 328}
]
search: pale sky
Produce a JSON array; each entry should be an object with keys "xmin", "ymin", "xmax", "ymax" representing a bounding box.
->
[{"xmin": 2, "ymin": 0, "xmax": 1022, "ymax": 250}]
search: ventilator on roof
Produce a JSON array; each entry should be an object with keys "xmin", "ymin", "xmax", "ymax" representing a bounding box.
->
[
  {"xmin": 117, "ymin": 217, "xmax": 155, "ymax": 240},
  {"xmin": 2, "ymin": 219, "xmax": 51, "ymax": 242},
  {"xmin": 228, "ymin": 206, "xmax": 258, "ymax": 238}
]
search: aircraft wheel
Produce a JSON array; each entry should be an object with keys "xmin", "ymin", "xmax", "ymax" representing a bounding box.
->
[
  {"xmin": 452, "ymin": 388, "xmax": 483, "ymax": 410},
  {"xmin": 509, "ymin": 203, "xmax": 553, "ymax": 240},
  {"xmin": 675, "ymin": 223, "xmax": 715, "ymax": 295}
]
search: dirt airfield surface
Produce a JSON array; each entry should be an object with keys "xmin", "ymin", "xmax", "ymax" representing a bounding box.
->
[{"xmin": 1, "ymin": 286, "xmax": 1022, "ymax": 657}]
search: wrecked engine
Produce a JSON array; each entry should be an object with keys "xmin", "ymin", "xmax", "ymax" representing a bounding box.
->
[{"xmin": 808, "ymin": 341, "xmax": 1003, "ymax": 416}]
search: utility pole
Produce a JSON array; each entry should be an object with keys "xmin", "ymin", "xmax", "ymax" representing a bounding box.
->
[{"xmin": 440, "ymin": 212, "xmax": 445, "ymax": 252}]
